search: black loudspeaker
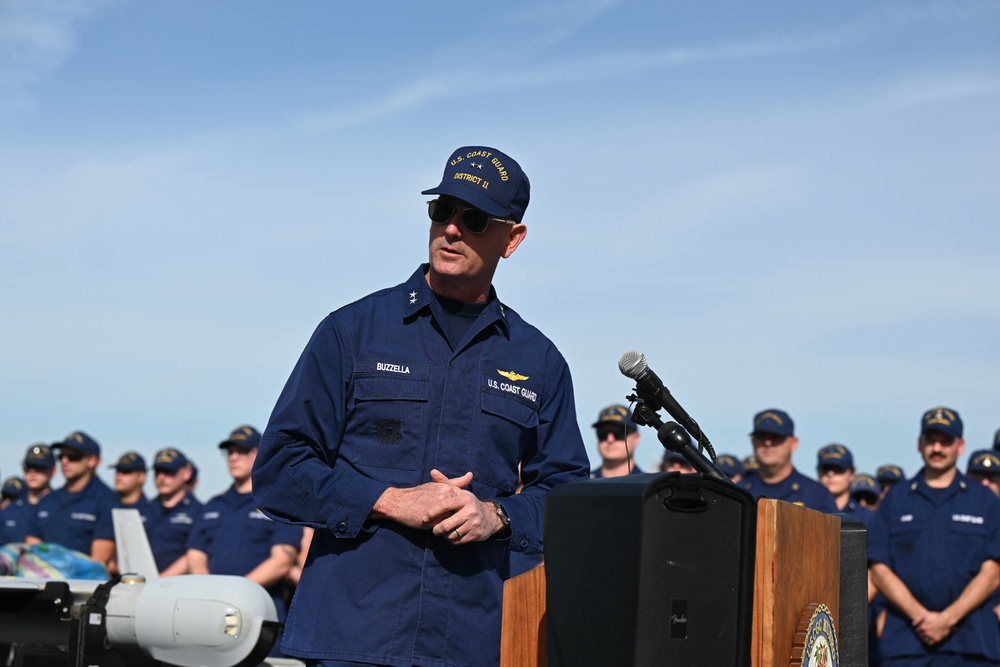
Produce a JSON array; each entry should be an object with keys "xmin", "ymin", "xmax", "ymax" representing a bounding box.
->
[
  {"xmin": 837, "ymin": 516, "xmax": 869, "ymax": 667},
  {"xmin": 545, "ymin": 472, "xmax": 756, "ymax": 667}
]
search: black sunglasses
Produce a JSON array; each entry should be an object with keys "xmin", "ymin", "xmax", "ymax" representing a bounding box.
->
[
  {"xmin": 59, "ymin": 450, "xmax": 88, "ymax": 462},
  {"xmin": 427, "ymin": 199, "xmax": 511, "ymax": 234},
  {"xmin": 597, "ymin": 426, "xmax": 628, "ymax": 442}
]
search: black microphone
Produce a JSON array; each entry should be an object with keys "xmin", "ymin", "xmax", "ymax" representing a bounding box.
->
[{"xmin": 618, "ymin": 350, "xmax": 711, "ymax": 450}]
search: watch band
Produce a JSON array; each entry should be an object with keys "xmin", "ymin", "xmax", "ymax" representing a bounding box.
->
[{"xmin": 489, "ymin": 501, "xmax": 511, "ymax": 539}]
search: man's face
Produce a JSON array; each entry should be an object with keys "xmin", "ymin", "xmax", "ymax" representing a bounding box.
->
[
  {"xmin": 59, "ymin": 448, "xmax": 97, "ymax": 484},
  {"xmin": 154, "ymin": 466, "xmax": 190, "ymax": 497},
  {"xmin": 23, "ymin": 465, "xmax": 55, "ymax": 491},
  {"xmin": 818, "ymin": 466, "xmax": 853, "ymax": 496},
  {"xmin": 661, "ymin": 459, "xmax": 696, "ymax": 474},
  {"xmin": 918, "ymin": 431, "xmax": 964, "ymax": 473},
  {"xmin": 225, "ymin": 445, "xmax": 257, "ymax": 483},
  {"xmin": 426, "ymin": 196, "xmax": 525, "ymax": 298},
  {"xmin": 596, "ymin": 424, "xmax": 638, "ymax": 465},
  {"xmin": 114, "ymin": 469, "xmax": 146, "ymax": 495},
  {"xmin": 968, "ymin": 472, "xmax": 1000, "ymax": 498},
  {"xmin": 751, "ymin": 433, "xmax": 797, "ymax": 469}
]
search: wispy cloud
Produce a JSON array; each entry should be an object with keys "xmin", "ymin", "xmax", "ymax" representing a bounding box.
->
[
  {"xmin": 293, "ymin": 21, "xmax": 867, "ymax": 133},
  {"xmin": 0, "ymin": 0, "xmax": 118, "ymax": 113},
  {"xmin": 881, "ymin": 72, "xmax": 1000, "ymax": 108}
]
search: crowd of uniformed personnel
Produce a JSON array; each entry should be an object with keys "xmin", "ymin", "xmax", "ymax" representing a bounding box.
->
[
  {"xmin": 3, "ymin": 407, "xmax": 1000, "ymax": 664},
  {"xmin": 589, "ymin": 404, "xmax": 1000, "ymax": 666}
]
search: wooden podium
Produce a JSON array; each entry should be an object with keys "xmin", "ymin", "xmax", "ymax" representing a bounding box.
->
[{"xmin": 500, "ymin": 498, "xmax": 842, "ymax": 667}]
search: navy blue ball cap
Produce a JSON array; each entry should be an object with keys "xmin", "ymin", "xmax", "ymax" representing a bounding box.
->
[
  {"xmin": 661, "ymin": 449, "xmax": 688, "ymax": 464},
  {"xmin": 876, "ymin": 464, "xmax": 905, "ymax": 486},
  {"xmin": 751, "ymin": 409, "xmax": 794, "ymax": 437},
  {"xmin": 2, "ymin": 476, "xmax": 26, "ymax": 500},
  {"xmin": 109, "ymin": 451, "xmax": 146, "ymax": 472},
  {"xmin": 921, "ymin": 406, "xmax": 963, "ymax": 438},
  {"xmin": 817, "ymin": 443, "xmax": 854, "ymax": 470},
  {"xmin": 219, "ymin": 425, "xmax": 261, "ymax": 450},
  {"xmin": 52, "ymin": 431, "xmax": 100, "ymax": 457},
  {"xmin": 153, "ymin": 448, "xmax": 189, "ymax": 472},
  {"xmin": 421, "ymin": 146, "xmax": 530, "ymax": 223},
  {"xmin": 967, "ymin": 449, "xmax": 1000, "ymax": 475},
  {"xmin": 714, "ymin": 454, "xmax": 743, "ymax": 478},
  {"xmin": 742, "ymin": 454, "xmax": 759, "ymax": 475},
  {"xmin": 850, "ymin": 473, "xmax": 879, "ymax": 501},
  {"xmin": 23, "ymin": 443, "xmax": 56, "ymax": 468},
  {"xmin": 592, "ymin": 404, "xmax": 638, "ymax": 434}
]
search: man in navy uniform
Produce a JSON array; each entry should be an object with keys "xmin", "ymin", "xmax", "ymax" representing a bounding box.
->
[
  {"xmin": 147, "ymin": 447, "xmax": 201, "ymax": 576},
  {"xmin": 110, "ymin": 451, "xmax": 149, "ymax": 510},
  {"xmin": 590, "ymin": 404, "xmax": 643, "ymax": 478},
  {"xmin": 851, "ymin": 473, "xmax": 880, "ymax": 510},
  {"xmin": 1, "ymin": 445, "xmax": 57, "ymax": 543},
  {"xmin": 251, "ymin": 146, "xmax": 590, "ymax": 667},
  {"xmin": 740, "ymin": 409, "xmax": 837, "ymax": 512},
  {"xmin": 27, "ymin": 431, "xmax": 119, "ymax": 565},
  {"xmin": 869, "ymin": 407, "xmax": 1000, "ymax": 665},
  {"xmin": 817, "ymin": 443, "xmax": 874, "ymax": 528},
  {"xmin": 188, "ymin": 427, "xmax": 301, "ymax": 626}
]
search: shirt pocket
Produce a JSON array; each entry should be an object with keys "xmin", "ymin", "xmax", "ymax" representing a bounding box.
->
[
  {"xmin": 887, "ymin": 522, "xmax": 924, "ymax": 580},
  {"xmin": 344, "ymin": 372, "xmax": 429, "ymax": 470},
  {"xmin": 475, "ymin": 390, "xmax": 538, "ymax": 493},
  {"xmin": 949, "ymin": 519, "xmax": 988, "ymax": 576}
]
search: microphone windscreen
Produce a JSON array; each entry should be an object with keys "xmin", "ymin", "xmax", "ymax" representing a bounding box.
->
[{"xmin": 618, "ymin": 350, "xmax": 647, "ymax": 378}]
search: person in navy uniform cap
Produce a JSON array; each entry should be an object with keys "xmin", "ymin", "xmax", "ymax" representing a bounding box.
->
[
  {"xmin": 740, "ymin": 409, "xmax": 838, "ymax": 512},
  {"xmin": 850, "ymin": 473, "xmax": 880, "ymax": 510},
  {"xmin": 1, "ymin": 445, "xmax": 57, "ymax": 543},
  {"xmin": 251, "ymin": 146, "xmax": 590, "ymax": 667},
  {"xmin": 817, "ymin": 443, "xmax": 874, "ymax": 528},
  {"xmin": 0, "ymin": 477, "xmax": 27, "ymax": 544},
  {"xmin": 188, "ymin": 426, "xmax": 301, "ymax": 655},
  {"xmin": 146, "ymin": 447, "xmax": 201, "ymax": 576},
  {"xmin": 714, "ymin": 454, "xmax": 744, "ymax": 484},
  {"xmin": 26, "ymin": 431, "xmax": 118, "ymax": 567},
  {"xmin": 966, "ymin": 450, "xmax": 1000, "ymax": 499},
  {"xmin": 590, "ymin": 404, "xmax": 644, "ymax": 478},
  {"xmin": 869, "ymin": 407, "xmax": 1000, "ymax": 666},
  {"xmin": 659, "ymin": 449, "xmax": 696, "ymax": 473},
  {"xmin": 877, "ymin": 464, "xmax": 906, "ymax": 503},
  {"xmin": 110, "ymin": 451, "xmax": 149, "ymax": 510},
  {"xmin": 742, "ymin": 453, "xmax": 759, "ymax": 478}
]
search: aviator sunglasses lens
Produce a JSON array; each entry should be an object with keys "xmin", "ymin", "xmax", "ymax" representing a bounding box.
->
[{"xmin": 426, "ymin": 199, "xmax": 492, "ymax": 234}]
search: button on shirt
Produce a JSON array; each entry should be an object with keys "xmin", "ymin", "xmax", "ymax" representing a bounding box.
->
[
  {"xmin": 251, "ymin": 266, "xmax": 591, "ymax": 667},
  {"xmin": 868, "ymin": 471, "xmax": 1000, "ymax": 661},
  {"xmin": 147, "ymin": 494, "xmax": 202, "ymax": 572},
  {"xmin": 740, "ymin": 468, "xmax": 839, "ymax": 513},
  {"xmin": 28, "ymin": 477, "xmax": 118, "ymax": 554},
  {"xmin": 187, "ymin": 486, "xmax": 301, "ymax": 619}
]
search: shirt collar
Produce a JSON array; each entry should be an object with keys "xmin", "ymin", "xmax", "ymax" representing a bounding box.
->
[{"xmin": 404, "ymin": 264, "xmax": 510, "ymax": 336}]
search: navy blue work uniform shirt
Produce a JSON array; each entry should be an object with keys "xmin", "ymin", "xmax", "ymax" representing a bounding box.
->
[
  {"xmin": 147, "ymin": 493, "xmax": 201, "ymax": 572},
  {"xmin": 740, "ymin": 467, "xmax": 839, "ymax": 513},
  {"xmin": 2, "ymin": 498, "xmax": 35, "ymax": 543},
  {"xmin": 188, "ymin": 486, "xmax": 301, "ymax": 620},
  {"xmin": 28, "ymin": 477, "xmax": 118, "ymax": 554},
  {"xmin": 869, "ymin": 470, "xmax": 1000, "ymax": 662},
  {"xmin": 251, "ymin": 266, "xmax": 591, "ymax": 667}
]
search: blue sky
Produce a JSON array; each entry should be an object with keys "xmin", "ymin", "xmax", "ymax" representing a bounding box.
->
[{"xmin": 1, "ymin": 0, "xmax": 998, "ymax": 498}]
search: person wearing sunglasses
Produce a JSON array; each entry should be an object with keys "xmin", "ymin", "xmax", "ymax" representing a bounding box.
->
[
  {"xmin": 26, "ymin": 431, "xmax": 119, "ymax": 569},
  {"xmin": 869, "ymin": 407, "xmax": 1000, "ymax": 665},
  {"xmin": 739, "ymin": 409, "xmax": 838, "ymax": 513},
  {"xmin": 590, "ymin": 404, "xmax": 644, "ymax": 478},
  {"xmin": 251, "ymin": 146, "xmax": 590, "ymax": 667},
  {"xmin": 0, "ymin": 444, "xmax": 57, "ymax": 543}
]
